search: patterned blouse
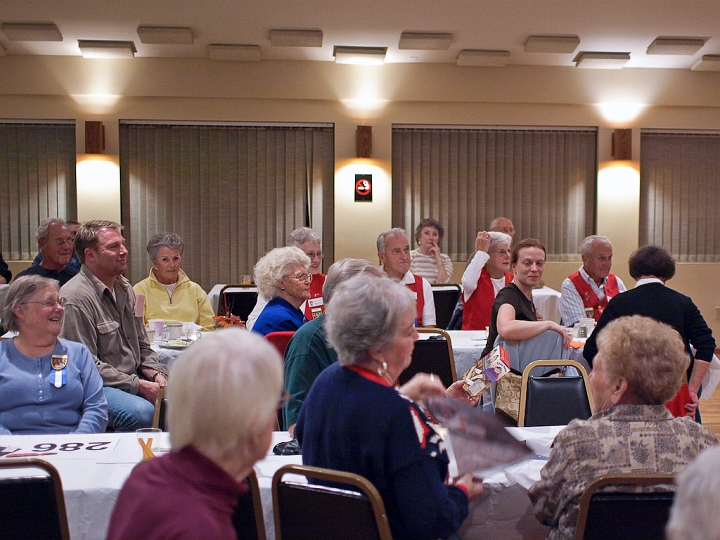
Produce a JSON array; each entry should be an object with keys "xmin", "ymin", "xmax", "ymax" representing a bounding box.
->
[{"xmin": 528, "ymin": 405, "xmax": 718, "ymax": 540}]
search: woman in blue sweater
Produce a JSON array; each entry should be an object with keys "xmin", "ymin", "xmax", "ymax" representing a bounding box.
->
[{"xmin": 296, "ymin": 274, "xmax": 482, "ymax": 540}]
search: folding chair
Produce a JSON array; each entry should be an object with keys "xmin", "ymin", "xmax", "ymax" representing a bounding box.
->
[
  {"xmin": 272, "ymin": 464, "xmax": 393, "ymax": 540},
  {"xmin": 152, "ymin": 385, "xmax": 168, "ymax": 430},
  {"xmin": 518, "ymin": 359, "xmax": 593, "ymax": 427},
  {"xmin": 218, "ymin": 284, "xmax": 259, "ymax": 322},
  {"xmin": 232, "ymin": 469, "xmax": 267, "ymax": 540},
  {"xmin": 574, "ymin": 473, "xmax": 677, "ymax": 540},
  {"xmin": 398, "ymin": 328, "xmax": 457, "ymax": 388},
  {"xmin": 0, "ymin": 458, "xmax": 70, "ymax": 540},
  {"xmin": 431, "ymin": 284, "xmax": 462, "ymax": 330}
]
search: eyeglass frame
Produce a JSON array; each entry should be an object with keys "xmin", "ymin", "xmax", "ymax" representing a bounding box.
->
[
  {"xmin": 304, "ymin": 251, "xmax": 324, "ymax": 260},
  {"xmin": 23, "ymin": 297, "xmax": 67, "ymax": 309},
  {"xmin": 285, "ymin": 272, "xmax": 312, "ymax": 283}
]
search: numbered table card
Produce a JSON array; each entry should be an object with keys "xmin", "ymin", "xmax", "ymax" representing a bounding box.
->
[{"xmin": 0, "ymin": 434, "xmax": 122, "ymax": 459}]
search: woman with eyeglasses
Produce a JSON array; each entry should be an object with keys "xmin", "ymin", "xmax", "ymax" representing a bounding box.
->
[
  {"xmin": 461, "ymin": 231, "xmax": 514, "ymax": 330},
  {"xmin": 251, "ymin": 246, "xmax": 312, "ymax": 336},
  {"xmin": 0, "ymin": 275, "xmax": 107, "ymax": 434},
  {"xmin": 246, "ymin": 227, "xmax": 326, "ymax": 329}
]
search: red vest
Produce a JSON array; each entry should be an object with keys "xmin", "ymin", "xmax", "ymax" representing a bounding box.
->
[
  {"xmin": 462, "ymin": 269, "xmax": 513, "ymax": 330},
  {"xmin": 568, "ymin": 271, "xmax": 620, "ymax": 322},
  {"xmin": 304, "ymin": 273, "xmax": 326, "ymax": 321},
  {"xmin": 405, "ymin": 273, "xmax": 426, "ymax": 326}
]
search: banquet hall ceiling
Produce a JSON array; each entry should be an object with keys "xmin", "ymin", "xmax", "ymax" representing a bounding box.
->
[{"xmin": 1, "ymin": 0, "xmax": 719, "ymax": 69}]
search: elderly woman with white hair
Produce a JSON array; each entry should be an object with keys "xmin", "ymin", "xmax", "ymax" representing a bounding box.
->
[
  {"xmin": 107, "ymin": 329, "xmax": 283, "ymax": 539},
  {"xmin": 247, "ymin": 227, "xmax": 326, "ymax": 329},
  {"xmin": 296, "ymin": 274, "xmax": 483, "ymax": 540},
  {"xmin": 529, "ymin": 315, "xmax": 718, "ymax": 540},
  {"xmin": 0, "ymin": 276, "xmax": 107, "ymax": 434},
  {"xmin": 251, "ymin": 246, "xmax": 312, "ymax": 336},
  {"xmin": 461, "ymin": 230, "xmax": 513, "ymax": 330},
  {"xmin": 133, "ymin": 232, "xmax": 215, "ymax": 331}
]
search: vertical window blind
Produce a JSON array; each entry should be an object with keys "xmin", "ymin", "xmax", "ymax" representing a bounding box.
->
[
  {"xmin": 640, "ymin": 130, "xmax": 720, "ymax": 262},
  {"xmin": 120, "ymin": 122, "xmax": 334, "ymax": 290},
  {"xmin": 392, "ymin": 126, "xmax": 597, "ymax": 262},
  {"xmin": 0, "ymin": 121, "xmax": 76, "ymax": 259}
]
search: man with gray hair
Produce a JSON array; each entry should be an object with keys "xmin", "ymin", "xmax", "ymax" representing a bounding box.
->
[
  {"xmin": 377, "ymin": 228, "xmax": 436, "ymax": 327},
  {"xmin": 559, "ymin": 235, "xmax": 626, "ymax": 326},
  {"xmin": 16, "ymin": 218, "xmax": 78, "ymax": 286},
  {"xmin": 283, "ymin": 258, "xmax": 384, "ymax": 434}
]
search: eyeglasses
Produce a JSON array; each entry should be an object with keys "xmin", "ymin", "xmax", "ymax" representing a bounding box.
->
[
  {"xmin": 51, "ymin": 238, "xmax": 74, "ymax": 246},
  {"xmin": 286, "ymin": 273, "xmax": 312, "ymax": 283},
  {"xmin": 305, "ymin": 251, "xmax": 324, "ymax": 260},
  {"xmin": 24, "ymin": 297, "xmax": 67, "ymax": 309},
  {"xmin": 489, "ymin": 249, "xmax": 511, "ymax": 256}
]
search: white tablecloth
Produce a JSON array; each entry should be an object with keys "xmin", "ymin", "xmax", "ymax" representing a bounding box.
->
[
  {"xmin": 207, "ymin": 283, "xmax": 226, "ymax": 313},
  {"xmin": 0, "ymin": 427, "xmax": 562, "ymax": 540},
  {"xmin": 532, "ymin": 286, "xmax": 562, "ymax": 324}
]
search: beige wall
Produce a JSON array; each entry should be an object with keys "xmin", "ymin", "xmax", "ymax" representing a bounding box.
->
[{"xmin": 1, "ymin": 55, "xmax": 719, "ymax": 335}]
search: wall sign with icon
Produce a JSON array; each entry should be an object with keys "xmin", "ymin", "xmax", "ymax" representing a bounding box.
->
[{"xmin": 354, "ymin": 174, "xmax": 372, "ymax": 202}]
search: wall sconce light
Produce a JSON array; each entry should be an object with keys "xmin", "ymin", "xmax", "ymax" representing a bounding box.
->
[
  {"xmin": 78, "ymin": 40, "xmax": 136, "ymax": 58},
  {"xmin": 85, "ymin": 121, "xmax": 105, "ymax": 154},
  {"xmin": 611, "ymin": 129, "xmax": 632, "ymax": 160},
  {"xmin": 334, "ymin": 46, "xmax": 386, "ymax": 65},
  {"xmin": 356, "ymin": 126, "xmax": 372, "ymax": 158}
]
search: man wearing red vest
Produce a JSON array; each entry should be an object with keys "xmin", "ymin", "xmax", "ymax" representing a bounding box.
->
[
  {"xmin": 559, "ymin": 235, "xmax": 626, "ymax": 326},
  {"xmin": 377, "ymin": 228, "xmax": 436, "ymax": 327},
  {"xmin": 461, "ymin": 230, "xmax": 514, "ymax": 330}
]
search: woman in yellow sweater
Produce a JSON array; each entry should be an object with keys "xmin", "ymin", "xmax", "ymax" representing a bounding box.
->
[{"xmin": 133, "ymin": 233, "xmax": 215, "ymax": 331}]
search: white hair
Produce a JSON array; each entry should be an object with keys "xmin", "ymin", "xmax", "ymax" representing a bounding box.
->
[
  {"xmin": 168, "ymin": 328, "xmax": 283, "ymax": 462},
  {"xmin": 325, "ymin": 274, "xmax": 415, "ymax": 366},
  {"xmin": 253, "ymin": 246, "xmax": 311, "ymax": 299},
  {"xmin": 666, "ymin": 445, "xmax": 720, "ymax": 540},
  {"xmin": 376, "ymin": 228, "xmax": 408, "ymax": 253}
]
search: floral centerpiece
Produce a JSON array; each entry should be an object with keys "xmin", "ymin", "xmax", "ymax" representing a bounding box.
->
[{"xmin": 212, "ymin": 315, "xmax": 246, "ymax": 329}]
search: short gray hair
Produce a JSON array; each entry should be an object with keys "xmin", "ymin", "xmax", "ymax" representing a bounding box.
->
[
  {"xmin": 325, "ymin": 274, "xmax": 415, "ymax": 366},
  {"xmin": 376, "ymin": 228, "xmax": 408, "ymax": 253},
  {"xmin": 36, "ymin": 218, "xmax": 67, "ymax": 242},
  {"xmin": 1, "ymin": 276, "xmax": 59, "ymax": 332},
  {"xmin": 488, "ymin": 231, "xmax": 512, "ymax": 251},
  {"xmin": 146, "ymin": 232, "xmax": 185, "ymax": 260},
  {"xmin": 666, "ymin": 446, "xmax": 720, "ymax": 540},
  {"xmin": 287, "ymin": 227, "xmax": 321, "ymax": 248},
  {"xmin": 254, "ymin": 246, "xmax": 311, "ymax": 299},
  {"xmin": 168, "ymin": 328, "xmax": 283, "ymax": 463},
  {"xmin": 579, "ymin": 235, "xmax": 611, "ymax": 257},
  {"xmin": 323, "ymin": 258, "xmax": 384, "ymax": 303}
]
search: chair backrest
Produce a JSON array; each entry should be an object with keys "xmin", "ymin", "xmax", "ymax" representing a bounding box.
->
[
  {"xmin": 431, "ymin": 284, "xmax": 461, "ymax": 330},
  {"xmin": 398, "ymin": 328, "xmax": 457, "ymax": 388},
  {"xmin": 272, "ymin": 464, "xmax": 393, "ymax": 540},
  {"xmin": 518, "ymin": 359, "xmax": 593, "ymax": 427},
  {"xmin": 574, "ymin": 473, "xmax": 677, "ymax": 540},
  {"xmin": 0, "ymin": 458, "xmax": 70, "ymax": 540},
  {"xmin": 218, "ymin": 284, "xmax": 259, "ymax": 321},
  {"xmin": 264, "ymin": 331, "xmax": 296, "ymax": 357},
  {"xmin": 152, "ymin": 385, "xmax": 168, "ymax": 430},
  {"xmin": 232, "ymin": 469, "xmax": 267, "ymax": 540}
]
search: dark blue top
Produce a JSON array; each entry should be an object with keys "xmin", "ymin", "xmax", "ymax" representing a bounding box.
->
[
  {"xmin": 16, "ymin": 263, "xmax": 78, "ymax": 287},
  {"xmin": 33, "ymin": 252, "xmax": 81, "ymax": 274},
  {"xmin": 296, "ymin": 363, "xmax": 469, "ymax": 540},
  {"xmin": 251, "ymin": 296, "xmax": 307, "ymax": 337}
]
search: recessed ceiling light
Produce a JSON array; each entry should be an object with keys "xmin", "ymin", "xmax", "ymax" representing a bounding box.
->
[
  {"xmin": 78, "ymin": 40, "xmax": 136, "ymax": 58},
  {"xmin": 525, "ymin": 35, "xmax": 580, "ymax": 54},
  {"xmin": 1, "ymin": 22, "xmax": 62, "ymax": 42},
  {"xmin": 334, "ymin": 46, "xmax": 386, "ymax": 65},
  {"xmin": 137, "ymin": 26, "xmax": 194, "ymax": 45},
  {"xmin": 574, "ymin": 52, "xmax": 630, "ymax": 69},
  {"xmin": 269, "ymin": 29, "xmax": 323, "ymax": 47},
  {"xmin": 691, "ymin": 54, "xmax": 720, "ymax": 71},
  {"xmin": 647, "ymin": 37, "xmax": 706, "ymax": 55},
  {"xmin": 208, "ymin": 44, "xmax": 261, "ymax": 62},
  {"xmin": 399, "ymin": 32, "xmax": 454, "ymax": 50},
  {"xmin": 457, "ymin": 49, "xmax": 510, "ymax": 67}
]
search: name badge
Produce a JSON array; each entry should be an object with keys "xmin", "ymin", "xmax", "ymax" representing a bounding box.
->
[
  {"xmin": 51, "ymin": 355, "xmax": 68, "ymax": 389},
  {"xmin": 51, "ymin": 355, "xmax": 68, "ymax": 370},
  {"xmin": 308, "ymin": 297, "xmax": 324, "ymax": 308}
]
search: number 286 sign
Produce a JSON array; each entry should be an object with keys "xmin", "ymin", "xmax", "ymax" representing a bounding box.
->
[{"xmin": 355, "ymin": 174, "xmax": 372, "ymax": 202}]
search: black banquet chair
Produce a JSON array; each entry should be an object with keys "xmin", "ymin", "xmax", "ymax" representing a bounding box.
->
[
  {"xmin": 232, "ymin": 469, "xmax": 267, "ymax": 540},
  {"xmin": 218, "ymin": 284, "xmax": 259, "ymax": 322},
  {"xmin": 431, "ymin": 284, "xmax": 461, "ymax": 330},
  {"xmin": 272, "ymin": 464, "xmax": 393, "ymax": 540},
  {"xmin": 574, "ymin": 473, "xmax": 677, "ymax": 540},
  {"xmin": 518, "ymin": 359, "xmax": 593, "ymax": 427},
  {"xmin": 398, "ymin": 328, "xmax": 457, "ymax": 389},
  {"xmin": 0, "ymin": 458, "xmax": 70, "ymax": 540}
]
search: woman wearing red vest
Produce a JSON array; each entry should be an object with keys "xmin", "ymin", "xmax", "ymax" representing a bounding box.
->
[{"xmin": 461, "ymin": 231, "xmax": 513, "ymax": 330}]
